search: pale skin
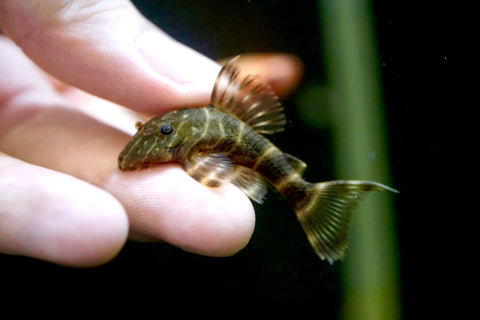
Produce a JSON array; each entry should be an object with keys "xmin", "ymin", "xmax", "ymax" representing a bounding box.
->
[{"xmin": 0, "ymin": 0, "xmax": 303, "ymax": 267}]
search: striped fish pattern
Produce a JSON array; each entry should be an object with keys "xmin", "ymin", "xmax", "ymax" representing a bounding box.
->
[{"xmin": 118, "ymin": 56, "xmax": 397, "ymax": 264}]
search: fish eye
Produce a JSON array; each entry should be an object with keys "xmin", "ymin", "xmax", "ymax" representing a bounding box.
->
[{"xmin": 159, "ymin": 123, "xmax": 173, "ymax": 135}]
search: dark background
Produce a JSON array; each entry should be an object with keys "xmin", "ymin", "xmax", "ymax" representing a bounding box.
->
[{"xmin": 2, "ymin": 0, "xmax": 453, "ymax": 317}]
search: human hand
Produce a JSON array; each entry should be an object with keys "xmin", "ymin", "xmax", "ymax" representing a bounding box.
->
[{"xmin": 0, "ymin": 0, "xmax": 303, "ymax": 266}]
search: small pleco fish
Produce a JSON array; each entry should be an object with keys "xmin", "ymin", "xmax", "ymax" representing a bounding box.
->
[{"xmin": 118, "ymin": 56, "xmax": 398, "ymax": 264}]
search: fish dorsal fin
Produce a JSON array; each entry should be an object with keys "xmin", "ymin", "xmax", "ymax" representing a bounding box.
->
[{"xmin": 210, "ymin": 56, "xmax": 286, "ymax": 135}]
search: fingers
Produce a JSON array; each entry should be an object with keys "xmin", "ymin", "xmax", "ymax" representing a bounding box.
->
[
  {"xmin": 0, "ymin": 40, "xmax": 129, "ymax": 266},
  {"xmin": 0, "ymin": 0, "xmax": 220, "ymax": 114},
  {"xmin": 0, "ymin": 37, "xmax": 255, "ymax": 258},
  {"xmin": 0, "ymin": 153, "xmax": 128, "ymax": 267}
]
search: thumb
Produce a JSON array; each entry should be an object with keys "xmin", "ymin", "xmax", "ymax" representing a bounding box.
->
[{"xmin": 0, "ymin": 0, "xmax": 220, "ymax": 114}]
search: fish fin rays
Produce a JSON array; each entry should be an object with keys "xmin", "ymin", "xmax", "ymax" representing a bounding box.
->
[
  {"xmin": 210, "ymin": 56, "xmax": 286, "ymax": 135},
  {"xmin": 182, "ymin": 152, "xmax": 234, "ymax": 188},
  {"xmin": 294, "ymin": 180, "xmax": 398, "ymax": 264},
  {"xmin": 231, "ymin": 165, "xmax": 268, "ymax": 204},
  {"xmin": 182, "ymin": 153, "xmax": 268, "ymax": 203}
]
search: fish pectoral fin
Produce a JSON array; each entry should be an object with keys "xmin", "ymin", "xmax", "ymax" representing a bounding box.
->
[
  {"xmin": 283, "ymin": 153, "xmax": 307, "ymax": 175},
  {"xmin": 210, "ymin": 56, "xmax": 286, "ymax": 135},
  {"xmin": 182, "ymin": 152, "xmax": 234, "ymax": 188},
  {"xmin": 182, "ymin": 153, "xmax": 268, "ymax": 202},
  {"xmin": 231, "ymin": 166, "xmax": 268, "ymax": 204}
]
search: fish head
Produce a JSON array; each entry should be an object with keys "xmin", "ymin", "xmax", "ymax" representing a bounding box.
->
[{"xmin": 118, "ymin": 110, "xmax": 187, "ymax": 171}]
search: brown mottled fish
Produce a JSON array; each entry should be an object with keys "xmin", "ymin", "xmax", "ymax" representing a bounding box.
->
[{"xmin": 118, "ymin": 56, "xmax": 398, "ymax": 264}]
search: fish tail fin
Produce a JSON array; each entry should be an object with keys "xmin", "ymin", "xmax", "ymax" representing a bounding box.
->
[{"xmin": 293, "ymin": 180, "xmax": 398, "ymax": 264}]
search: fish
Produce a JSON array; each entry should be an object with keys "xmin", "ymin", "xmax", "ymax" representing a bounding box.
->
[{"xmin": 118, "ymin": 56, "xmax": 398, "ymax": 264}]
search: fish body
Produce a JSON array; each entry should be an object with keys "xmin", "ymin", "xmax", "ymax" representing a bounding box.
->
[{"xmin": 118, "ymin": 56, "xmax": 397, "ymax": 264}]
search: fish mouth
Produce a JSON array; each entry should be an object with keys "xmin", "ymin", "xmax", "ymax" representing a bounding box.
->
[
  {"xmin": 118, "ymin": 146, "xmax": 181, "ymax": 171},
  {"xmin": 117, "ymin": 149, "xmax": 144, "ymax": 171},
  {"xmin": 118, "ymin": 155, "xmax": 152, "ymax": 171},
  {"xmin": 118, "ymin": 153, "xmax": 136, "ymax": 171}
]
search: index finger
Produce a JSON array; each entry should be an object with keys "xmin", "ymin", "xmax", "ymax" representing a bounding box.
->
[{"xmin": 0, "ymin": 0, "xmax": 220, "ymax": 114}]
